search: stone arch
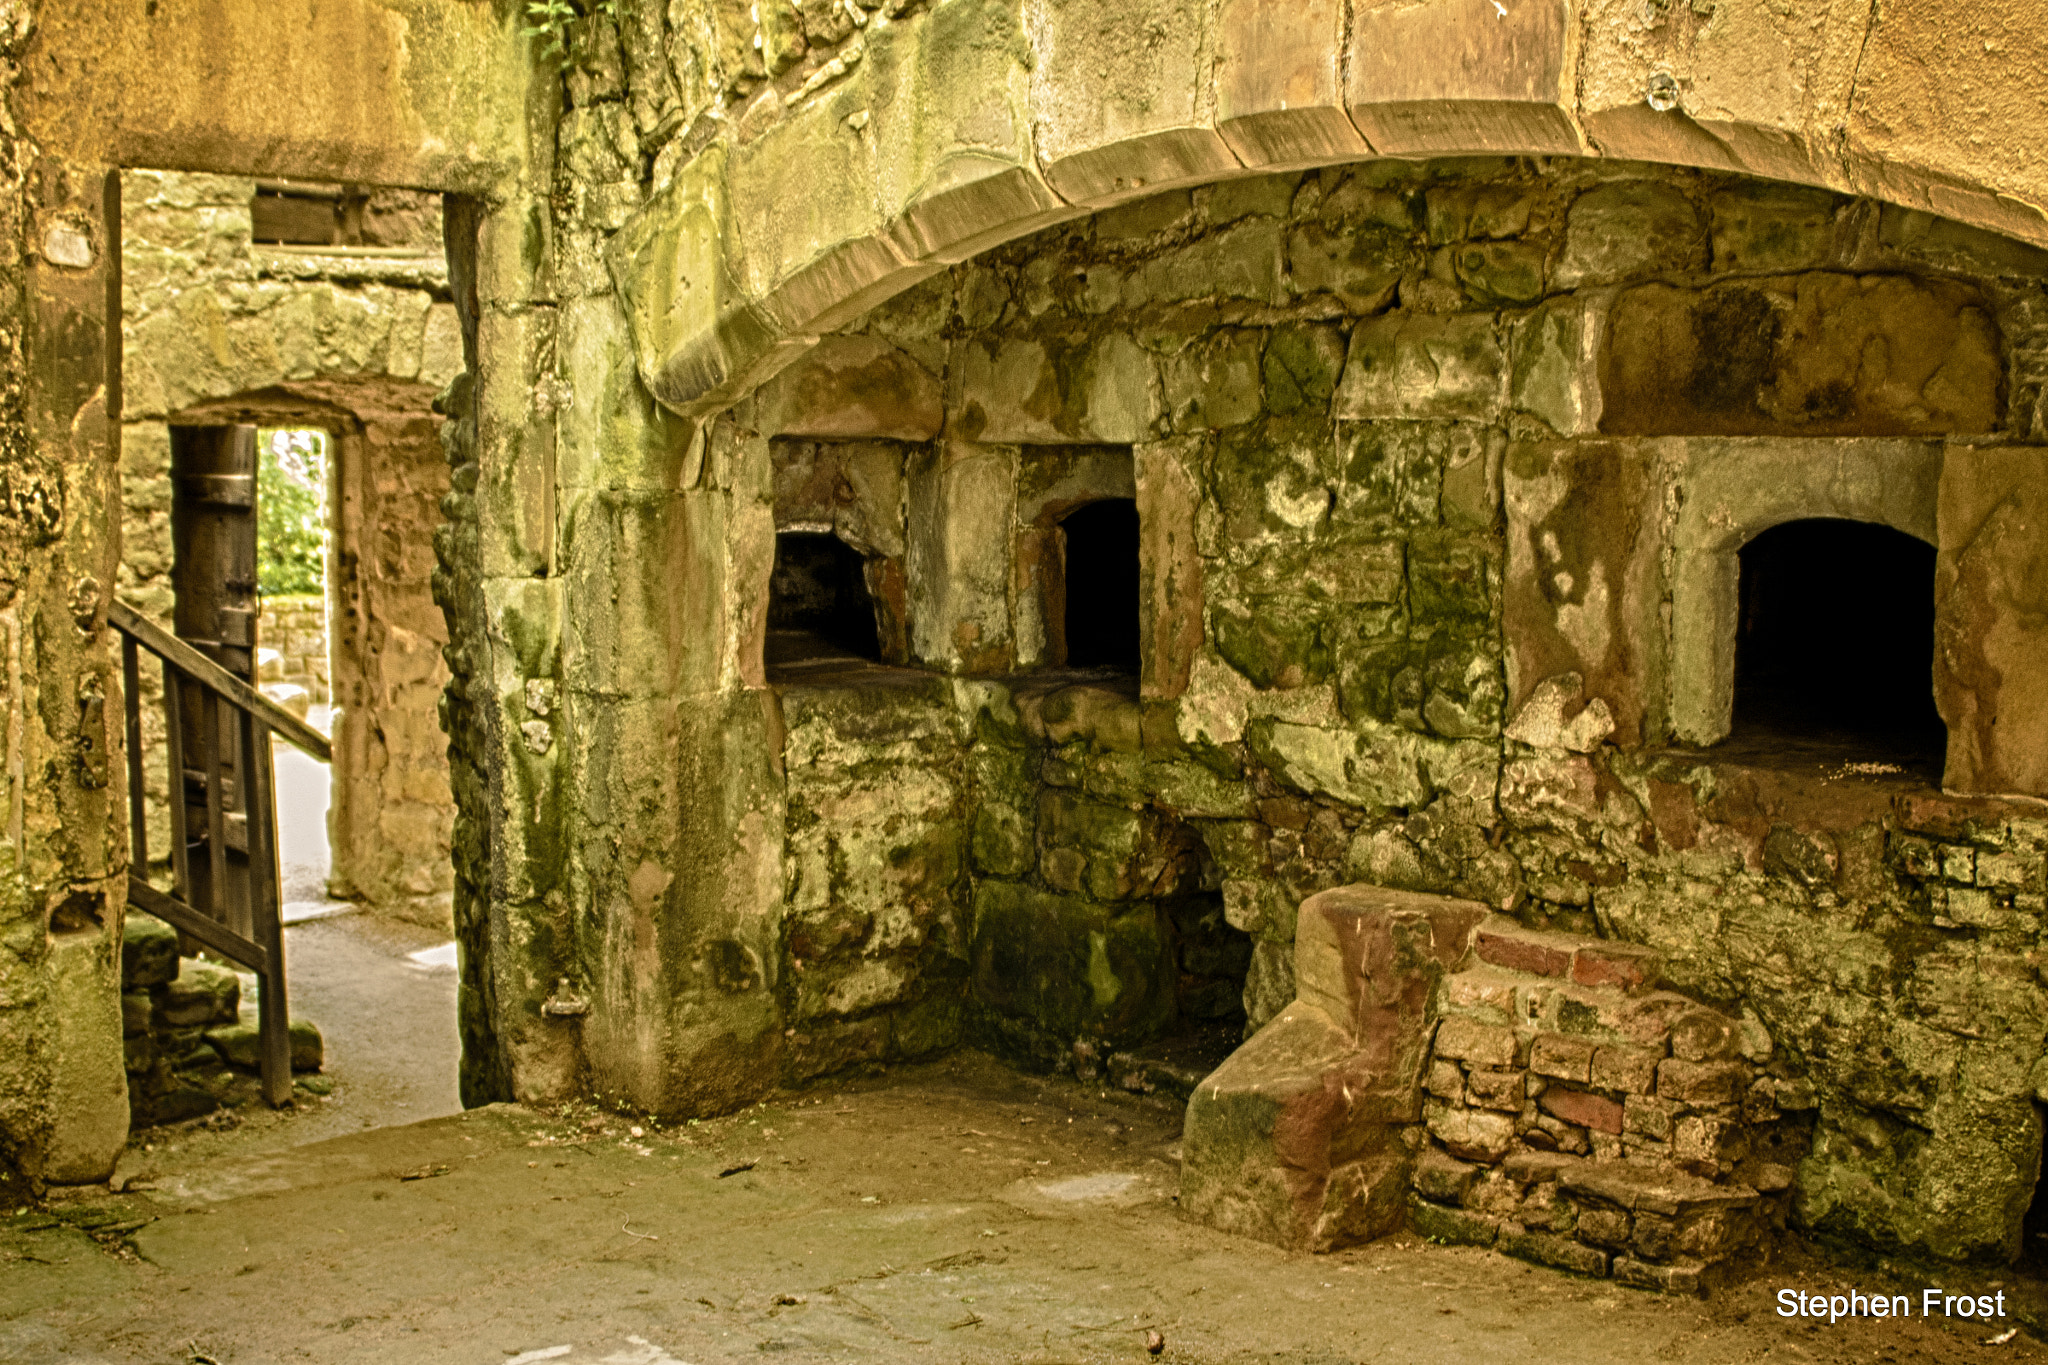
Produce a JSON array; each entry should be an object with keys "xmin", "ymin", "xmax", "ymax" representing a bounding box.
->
[
  {"xmin": 608, "ymin": 0, "xmax": 2048, "ymax": 423},
  {"xmin": 1665, "ymin": 439, "xmax": 1943, "ymax": 746}
]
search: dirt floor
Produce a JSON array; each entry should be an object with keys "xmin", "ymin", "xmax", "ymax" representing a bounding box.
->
[{"xmin": 5, "ymin": 1049, "xmax": 2042, "ymax": 1365}]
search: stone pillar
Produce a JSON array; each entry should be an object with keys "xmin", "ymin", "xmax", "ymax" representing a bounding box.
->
[
  {"xmin": 1935, "ymin": 445, "xmax": 2048, "ymax": 797},
  {"xmin": 1136, "ymin": 438, "xmax": 1204, "ymax": 700},
  {"xmin": 0, "ymin": 162, "xmax": 131, "ymax": 1184},
  {"xmin": 906, "ymin": 441, "xmax": 1018, "ymax": 674},
  {"xmin": 551, "ymin": 293, "xmax": 788, "ymax": 1116}
]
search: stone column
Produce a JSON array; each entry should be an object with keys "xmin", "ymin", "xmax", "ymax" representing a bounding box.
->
[{"xmin": 0, "ymin": 162, "xmax": 130, "ymax": 1184}]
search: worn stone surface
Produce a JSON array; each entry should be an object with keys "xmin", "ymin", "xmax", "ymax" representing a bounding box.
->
[{"xmin": 1935, "ymin": 447, "xmax": 2048, "ymax": 798}]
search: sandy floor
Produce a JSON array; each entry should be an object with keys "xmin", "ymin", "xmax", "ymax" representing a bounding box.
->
[
  {"xmin": 4, "ymin": 1053, "xmax": 2041, "ymax": 1365},
  {"xmin": 7, "ymin": 725, "xmax": 2037, "ymax": 1362}
]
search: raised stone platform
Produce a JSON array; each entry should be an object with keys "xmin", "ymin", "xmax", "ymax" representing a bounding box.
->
[{"xmin": 1180, "ymin": 889, "xmax": 1804, "ymax": 1291}]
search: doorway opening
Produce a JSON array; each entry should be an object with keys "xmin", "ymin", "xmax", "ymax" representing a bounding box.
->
[
  {"xmin": 1059, "ymin": 498, "xmax": 1141, "ymax": 671},
  {"xmin": 767, "ymin": 531, "xmax": 883, "ymax": 669},
  {"xmin": 1730, "ymin": 518, "xmax": 1944, "ymax": 767},
  {"xmin": 118, "ymin": 167, "xmax": 463, "ymax": 1142}
]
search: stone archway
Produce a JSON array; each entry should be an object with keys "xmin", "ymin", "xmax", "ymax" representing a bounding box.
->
[{"xmin": 605, "ymin": 0, "xmax": 2048, "ymax": 425}]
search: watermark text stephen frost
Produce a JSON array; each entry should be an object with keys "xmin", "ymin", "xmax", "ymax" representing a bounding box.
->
[{"xmin": 1778, "ymin": 1288, "xmax": 2008, "ymax": 1324}]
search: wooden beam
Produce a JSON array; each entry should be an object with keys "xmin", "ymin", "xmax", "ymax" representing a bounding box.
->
[
  {"xmin": 127, "ymin": 875, "xmax": 270, "ymax": 975},
  {"xmin": 109, "ymin": 598, "xmax": 332, "ymax": 763}
]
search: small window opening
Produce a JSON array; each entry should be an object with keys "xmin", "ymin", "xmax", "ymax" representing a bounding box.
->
[
  {"xmin": 1060, "ymin": 498, "xmax": 1140, "ymax": 671},
  {"xmin": 251, "ymin": 182, "xmax": 442, "ymax": 250},
  {"xmin": 1732, "ymin": 518, "xmax": 1943, "ymax": 762},
  {"xmin": 767, "ymin": 531, "xmax": 881, "ymax": 665}
]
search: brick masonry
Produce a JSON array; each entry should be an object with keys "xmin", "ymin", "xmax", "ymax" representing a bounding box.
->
[{"xmin": 1411, "ymin": 915, "xmax": 1799, "ymax": 1290}]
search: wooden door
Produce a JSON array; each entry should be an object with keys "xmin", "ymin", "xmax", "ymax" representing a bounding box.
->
[{"xmin": 169, "ymin": 424, "xmax": 260, "ymax": 933}]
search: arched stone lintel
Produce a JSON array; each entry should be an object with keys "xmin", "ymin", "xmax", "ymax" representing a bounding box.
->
[
  {"xmin": 612, "ymin": 0, "xmax": 2048, "ymax": 422},
  {"xmin": 1665, "ymin": 438, "xmax": 1945, "ymax": 746}
]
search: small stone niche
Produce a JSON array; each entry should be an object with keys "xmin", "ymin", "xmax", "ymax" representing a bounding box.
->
[
  {"xmin": 1731, "ymin": 516, "xmax": 1943, "ymax": 765},
  {"xmin": 767, "ymin": 530, "xmax": 883, "ymax": 669},
  {"xmin": 1056, "ymin": 498, "xmax": 1140, "ymax": 671}
]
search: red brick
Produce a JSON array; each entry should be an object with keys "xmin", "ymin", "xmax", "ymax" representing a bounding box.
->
[
  {"xmin": 1571, "ymin": 942, "xmax": 1661, "ymax": 992},
  {"xmin": 1474, "ymin": 925, "xmax": 1573, "ymax": 978},
  {"xmin": 1538, "ymin": 1086, "xmax": 1625, "ymax": 1135}
]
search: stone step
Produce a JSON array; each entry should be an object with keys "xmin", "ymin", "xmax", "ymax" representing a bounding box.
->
[{"xmin": 1471, "ymin": 914, "xmax": 1663, "ymax": 992}]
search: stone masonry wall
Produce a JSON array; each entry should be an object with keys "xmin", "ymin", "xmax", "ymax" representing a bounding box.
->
[
  {"xmin": 496, "ymin": 0, "xmax": 2048, "ymax": 1277},
  {"xmin": 257, "ymin": 593, "xmax": 328, "ymax": 706},
  {"xmin": 117, "ymin": 170, "xmax": 462, "ymax": 921},
  {"xmin": 723, "ymin": 157, "xmax": 2048, "ymax": 1270}
]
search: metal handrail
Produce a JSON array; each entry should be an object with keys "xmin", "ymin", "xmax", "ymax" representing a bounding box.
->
[{"xmin": 113, "ymin": 596, "xmax": 325, "ymax": 1107}]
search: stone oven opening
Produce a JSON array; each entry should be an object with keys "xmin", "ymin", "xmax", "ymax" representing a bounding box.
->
[
  {"xmin": 1058, "ymin": 498, "xmax": 1140, "ymax": 672},
  {"xmin": 767, "ymin": 530, "xmax": 882, "ymax": 668},
  {"xmin": 1731, "ymin": 517, "xmax": 1944, "ymax": 766}
]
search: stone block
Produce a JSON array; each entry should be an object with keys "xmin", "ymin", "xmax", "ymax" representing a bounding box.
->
[
  {"xmin": 1293, "ymin": 885, "xmax": 1486, "ymax": 1094},
  {"xmin": 1667, "ymin": 1010, "xmax": 1740, "ymax": 1063},
  {"xmin": 1345, "ymin": 0, "xmax": 1582, "ymax": 157},
  {"xmin": 120, "ymin": 991, "xmax": 153, "ymax": 1036},
  {"xmin": 124, "ymin": 1032, "xmax": 155, "ymax": 1074},
  {"xmin": 1334, "ymin": 312, "xmax": 1504, "ymax": 422},
  {"xmin": 1555, "ymin": 181, "xmax": 1704, "ymax": 288},
  {"xmin": 1179, "ymin": 1000, "xmax": 1408, "ymax": 1251},
  {"xmin": 752, "ymin": 335, "xmax": 942, "ymax": 440},
  {"xmin": 1432, "ymin": 1016, "xmax": 1516, "ymax": 1069},
  {"xmin": 1408, "ymin": 1197, "xmax": 1500, "ymax": 1247},
  {"xmin": 1935, "ymin": 447, "xmax": 2048, "ymax": 798},
  {"xmin": 1286, "ymin": 220, "xmax": 1407, "ymax": 312},
  {"xmin": 970, "ymin": 881, "xmax": 1175, "ymax": 1047},
  {"xmin": 1612, "ymin": 1256, "xmax": 1705, "ymax": 1296},
  {"xmin": 1465, "ymin": 1067, "xmax": 1526, "ymax": 1112},
  {"xmin": 1428, "ymin": 1106, "xmax": 1516, "ymax": 1163},
  {"xmin": 1413, "ymin": 1148, "xmax": 1479, "ymax": 1204},
  {"xmin": 1509, "ymin": 294, "xmax": 1605, "ymax": 437},
  {"xmin": 157, "ymin": 960, "xmax": 241, "ymax": 1029},
  {"xmin": 1502, "ymin": 1149, "xmax": 1577, "ymax": 1185},
  {"xmin": 1161, "ymin": 329, "xmax": 1265, "ymax": 431},
  {"xmin": 1497, "ymin": 1225, "xmax": 1610, "ymax": 1278},
  {"xmin": 1600, "ymin": 273, "xmax": 2002, "ymax": 438},
  {"xmin": 1137, "ymin": 440, "xmax": 1206, "ymax": 702},
  {"xmin": 1539, "ymin": 1087, "xmax": 1624, "ymax": 1135},
  {"xmin": 205, "ymin": 1019, "xmax": 324, "ymax": 1073},
  {"xmin": 1502, "ymin": 445, "xmax": 1661, "ymax": 748},
  {"xmin": 1214, "ymin": 0, "xmax": 1367, "ymax": 168},
  {"xmin": 1473, "ymin": 916, "xmax": 1574, "ymax": 978},
  {"xmin": 861, "ymin": 1, "xmax": 1075, "ymax": 267},
  {"xmin": 122, "ymin": 914, "xmax": 179, "ymax": 989},
  {"xmin": 1026, "ymin": 0, "xmax": 1241, "ymax": 203},
  {"xmin": 906, "ymin": 441, "xmax": 1018, "ymax": 673},
  {"xmin": 1424, "ymin": 1057, "xmax": 1465, "ymax": 1102},
  {"xmin": 951, "ymin": 334, "xmax": 1161, "ymax": 444},
  {"xmin": 1710, "ymin": 184, "xmax": 1839, "ymax": 274},
  {"xmin": 1592, "ymin": 1045, "xmax": 1664, "ymax": 1095},
  {"xmin": 42, "ymin": 930, "xmax": 131, "ymax": 1184},
  {"xmin": 1529, "ymin": 1033, "xmax": 1597, "ymax": 1084},
  {"xmin": 1576, "ymin": 1205, "xmax": 1632, "ymax": 1248}
]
